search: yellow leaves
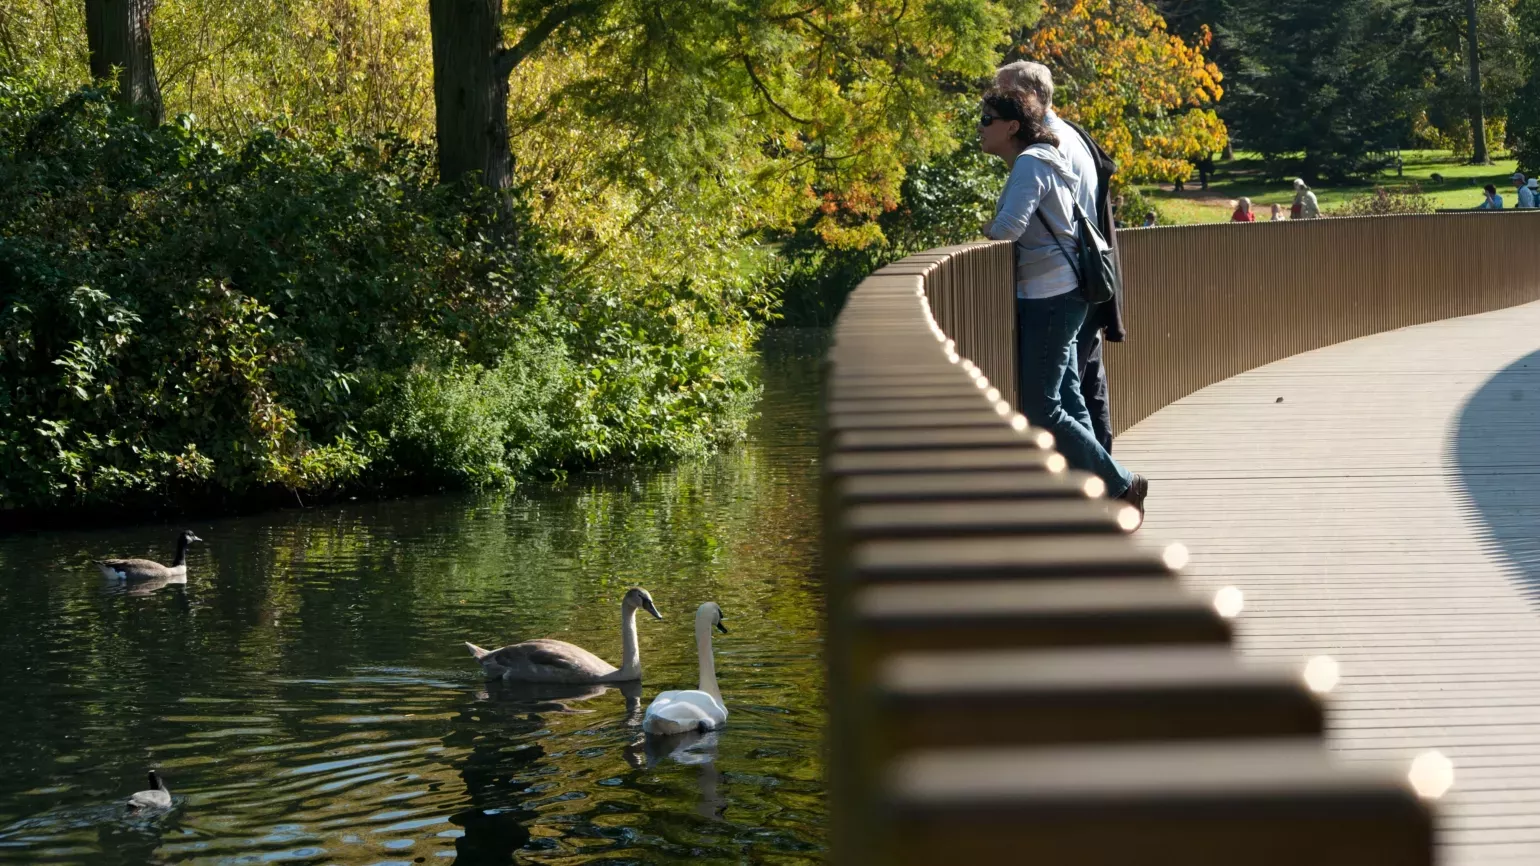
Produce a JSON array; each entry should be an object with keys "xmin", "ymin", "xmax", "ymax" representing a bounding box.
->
[{"xmin": 1029, "ymin": 0, "xmax": 1229, "ymax": 184}]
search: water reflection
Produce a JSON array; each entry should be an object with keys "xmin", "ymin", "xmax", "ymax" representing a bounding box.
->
[
  {"xmin": 103, "ymin": 572, "xmax": 188, "ymax": 599},
  {"xmin": 0, "ymin": 330, "xmax": 828, "ymax": 864}
]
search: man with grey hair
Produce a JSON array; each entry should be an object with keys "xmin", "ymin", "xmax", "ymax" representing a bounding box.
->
[{"xmin": 994, "ymin": 60, "xmax": 1124, "ymax": 453}]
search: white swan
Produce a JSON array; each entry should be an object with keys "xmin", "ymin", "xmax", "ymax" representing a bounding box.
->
[
  {"xmin": 643, "ymin": 602, "xmax": 729, "ymax": 735},
  {"xmin": 465, "ymin": 587, "xmax": 662, "ymax": 684}
]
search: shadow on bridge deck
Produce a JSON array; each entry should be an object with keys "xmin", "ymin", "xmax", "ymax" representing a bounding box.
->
[{"xmin": 1456, "ymin": 348, "xmax": 1540, "ymax": 610}]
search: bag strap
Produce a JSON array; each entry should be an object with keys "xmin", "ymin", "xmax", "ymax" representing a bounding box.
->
[{"xmin": 1035, "ymin": 208, "xmax": 1083, "ymax": 285}]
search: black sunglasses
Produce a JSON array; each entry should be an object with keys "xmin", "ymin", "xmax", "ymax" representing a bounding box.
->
[{"xmin": 979, "ymin": 113, "xmax": 1003, "ymax": 127}]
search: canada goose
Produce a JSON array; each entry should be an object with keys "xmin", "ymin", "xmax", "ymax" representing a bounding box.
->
[
  {"xmin": 466, "ymin": 587, "xmax": 663, "ymax": 684},
  {"xmin": 126, "ymin": 771, "xmax": 171, "ymax": 813},
  {"xmin": 642, "ymin": 602, "xmax": 728, "ymax": 735},
  {"xmin": 95, "ymin": 530, "xmax": 201, "ymax": 581}
]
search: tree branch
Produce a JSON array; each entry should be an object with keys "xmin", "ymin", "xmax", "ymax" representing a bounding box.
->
[
  {"xmin": 496, "ymin": 0, "xmax": 607, "ymax": 78},
  {"xmin": 742, "ymin": 56, "xmax": 815, "ymax": 125},
  {"xmin": 569, "ymin": 184, "xmax": 669, "ymax": 276}
]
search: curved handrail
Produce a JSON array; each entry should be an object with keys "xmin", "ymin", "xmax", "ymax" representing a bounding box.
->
[{"xmin": 820, "ymin": 232, "xmax": 1440, "ymax": 865}]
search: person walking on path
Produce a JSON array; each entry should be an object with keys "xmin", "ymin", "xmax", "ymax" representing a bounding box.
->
[
  {"xmin": 1232, "ymin": 197, "xmax": 1256, "ymax": 222},
  {"xmin": 1515, "ymin": 173, "xmax": 1535, "ymax": 209},
  {"xmin": 1270, "ymin": 202, "xmax": 1285, "ymax": 221},
  {"xmin": 994, "ymin": 60, "xmax": 1121, "ymax": 454},
  {"xmin": 1290, "ymin": 179, "xmax": 1320, "ymax": 219},
  {"xmin": 978, "ymin": 86, "xmax": 1147, "ymax": 511}
]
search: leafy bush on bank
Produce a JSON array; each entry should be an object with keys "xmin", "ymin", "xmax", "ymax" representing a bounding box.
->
[
  {"xmin": 1331, "ymin": 185, "xmax": 1436, "ymax": 217},
  {"xmin": 0, "ymin": 76, "xmax": 759, "ymax": 515}
]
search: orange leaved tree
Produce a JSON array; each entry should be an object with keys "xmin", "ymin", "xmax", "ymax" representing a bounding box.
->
[{"xmin": 1021, "ymin": 0, "xmax": 1228, "ymax": 186}]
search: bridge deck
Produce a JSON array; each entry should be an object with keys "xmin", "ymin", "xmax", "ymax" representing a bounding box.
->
[{"xmin": 1120, "ymin": 300, "xmax": 1540, "ymax": 866}]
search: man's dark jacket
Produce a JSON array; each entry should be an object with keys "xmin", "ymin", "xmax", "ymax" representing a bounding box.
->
[{"xmin": 1062, "ymin": 118, "xmax": 1126, "ymax": 342}]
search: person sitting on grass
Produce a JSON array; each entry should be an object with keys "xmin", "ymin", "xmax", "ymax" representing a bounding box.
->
[
  {"xmin": 1231, "ymin": 197, "xmax": 1255, "ymax": 222},
  {"xmin": 1479, "ymin": 184, "xmax": 1504, "ymax": 210}
]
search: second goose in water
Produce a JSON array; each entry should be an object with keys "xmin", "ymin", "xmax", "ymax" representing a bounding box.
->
[{"xmin": 466, "ymin": 587, "xmax": 663, "ymax": 684}]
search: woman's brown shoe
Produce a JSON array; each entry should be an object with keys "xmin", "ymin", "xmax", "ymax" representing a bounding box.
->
[{"xmin": 1120, "ymin": 474, "xmax": 1149, "ymax": 514}]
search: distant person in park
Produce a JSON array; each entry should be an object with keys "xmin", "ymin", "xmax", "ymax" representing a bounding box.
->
[
  {"xmin": 978, "ymin": 86, "xmax": 1147, "ymax": 512},
  {"xmin": 1196, "ymin": 153, "xmax": 1215, "ymax": 190},
  {"xmin": 1516, "ymin": 173, "xmax": 1535, "ymax": 209},
  {"xmin": 1142, "ymin": 211, "xmax": 1158, "ymax": 227},
  {"xmin": 1290, "ymin": 179, "xmax": 1320, "ymax": 219},
  {"xmin": 1231, "ymin": 197, "xmax": 1255, "ymax": 222},
  {"xmin": 1528, "ymin": 178, "xmax": 1539, "ymax": 204},
  {"xmin": 1270, "ymin": 203, "xmax": 1285, "ymax": 221},
  {"xmin": 1112, "ymin": 194, "xmax": 1127, "ymax": 228},
  {"xmin": 994, "ymin": 60, "xmax": 1122, "ymax": 454},
  {"xmin": 1479, "ymin": 184, "xmax": 1504, "ymax": 210}
]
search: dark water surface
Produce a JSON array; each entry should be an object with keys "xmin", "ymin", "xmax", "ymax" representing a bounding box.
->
[{"xmin": 0, "ymin": 331, "xmax": 827, "ymax": 865}]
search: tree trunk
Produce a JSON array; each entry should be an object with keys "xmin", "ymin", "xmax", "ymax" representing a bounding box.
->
[
  {"xmin": 83, "ymin": 0, "xmax": 163, "ymax": 124},
  {"xmin": 428, "ymin": 0, "xmax": 513, "ymax": 190},
  {"xmin": 1467, "ymin": 0, "xmax": 1491, "ymax": 164}
]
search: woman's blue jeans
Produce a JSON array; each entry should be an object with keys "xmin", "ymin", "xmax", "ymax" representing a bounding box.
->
[{"xmin": 1016, "ymin": 293, "xmax": 1134, "ymax": 497}]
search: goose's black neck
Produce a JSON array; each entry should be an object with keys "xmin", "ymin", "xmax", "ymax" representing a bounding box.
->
[
  {"xmin": 171, "ymin": 535, "xmax": 189, "ymax": 567},
  {"xmin": 148, "ymin": 771, "xmax": 165, "ymax": 791}
]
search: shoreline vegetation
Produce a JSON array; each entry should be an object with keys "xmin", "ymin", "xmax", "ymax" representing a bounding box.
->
[{"xmin": 0, "ymin": 77, "xmax": 761, "ymax": 527}]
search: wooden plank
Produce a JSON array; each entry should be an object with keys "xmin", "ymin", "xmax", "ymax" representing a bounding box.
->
[
  {"xmin": 880, "ymin": 741, "xmax": 1433, "ymax": 866},
  {"xmin": 873, "ymin": 646, "xmax": 1323, "ymax": 755}
]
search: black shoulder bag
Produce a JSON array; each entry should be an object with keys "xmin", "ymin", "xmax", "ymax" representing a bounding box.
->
[{"xmin": 1035, "ymin": 195, "xmax": 1120, "ymax": 306}]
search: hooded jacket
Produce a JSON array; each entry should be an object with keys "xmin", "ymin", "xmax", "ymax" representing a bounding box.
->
[{"xmin": 984, "ymin": 142, "xmax": 1082, "ymax": 300}]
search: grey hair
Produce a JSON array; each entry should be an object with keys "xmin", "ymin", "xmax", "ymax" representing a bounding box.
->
[{"xmin": 994, "ymin": 61, "xmax": 1055, "ymax": 108}]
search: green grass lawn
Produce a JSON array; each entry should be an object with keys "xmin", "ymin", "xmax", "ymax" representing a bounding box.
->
[{"xmin": 1140, "ymin": 149, "xmax": 1523, "ymax": 224}]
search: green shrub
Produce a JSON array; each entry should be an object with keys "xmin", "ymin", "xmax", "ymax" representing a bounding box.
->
[
  {"xmin": 1116, "ymin": 187, "xmax": 1167, "ymax": 226},
  {"xmin": 0, "ymin": 75, "xmax": 758, "ymax": 515},
  {"xmin": 1331, "ymin": 185, "xmax": 1435, "ymax": 217}
]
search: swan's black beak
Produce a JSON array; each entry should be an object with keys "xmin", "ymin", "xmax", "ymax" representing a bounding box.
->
[
  {"xmin": 716, "ymin": 620, "xmax": 728, "ymax": 634},
  {"xmin": 644, "ymin": 599, "xmax": 663, "ymax": 620}
]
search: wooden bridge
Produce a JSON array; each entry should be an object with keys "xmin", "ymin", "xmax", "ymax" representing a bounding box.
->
[{"xmin": 822, "ymin": 213, "xmax": 1540, "ymax": 865}]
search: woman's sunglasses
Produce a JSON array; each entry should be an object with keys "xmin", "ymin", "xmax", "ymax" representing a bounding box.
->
[{"xmin": 979, "ymin": 113, "xmax": 1003, "ymax": 127}]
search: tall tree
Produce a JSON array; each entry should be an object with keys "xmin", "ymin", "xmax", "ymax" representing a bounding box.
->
[
  {"xmin": 1225, "ymin": 0, "xmax": 1429, "ymax": 180},
  {"xmin": 84, "ymin": 0, "xmax": 162, "ymax": 123},
  {"xmin": 1416, "ymin": 0, "xmax": 1521, "ymax": 160},
  {"xmin": 428, "ymin": 0, "xmax": 600, "ymax": 188},
  {"xmin": 1508, "ymin": 0, "xmax": 1540, "ymax": 171},
  {"xmin": 1467, "ymin": 0, "xmax": 1491, "ymax": 162},
  {"xmin": 426, "ymin": 0, "xmax": 1030, "ymax": 245}
]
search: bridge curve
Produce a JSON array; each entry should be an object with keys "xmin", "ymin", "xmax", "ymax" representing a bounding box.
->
[
  {"xmin": 822, "ymin": 212, "xmax": 1540, "ymax": 865},
  {"xmin": 1122, "ymin": 299, "xmax": 1540, "ymax": 866}
]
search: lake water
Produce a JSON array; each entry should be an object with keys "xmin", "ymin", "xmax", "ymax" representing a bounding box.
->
[{"xmin": 0, "ymin": 331, "xmax": 828, "ymax": 865}]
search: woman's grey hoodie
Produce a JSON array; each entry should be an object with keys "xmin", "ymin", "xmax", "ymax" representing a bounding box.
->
[{"xmin": 985, "ymin": 142, "xmax": 1083, "ymax": 300}]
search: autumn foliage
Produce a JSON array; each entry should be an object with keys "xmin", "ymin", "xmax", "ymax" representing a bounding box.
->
[{"xmin": 1024, "ymin": 0, "xmax": 1229, "ymax": 185}]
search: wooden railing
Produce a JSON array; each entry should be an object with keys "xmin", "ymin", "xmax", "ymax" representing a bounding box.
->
[
  {"xmin": 1109, "ymin": 211, "xmax": 1540, "ymax": 432},
  {"xmin": 815, "ymin": 217, "xmax": 1529, "ymax": 862}
]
